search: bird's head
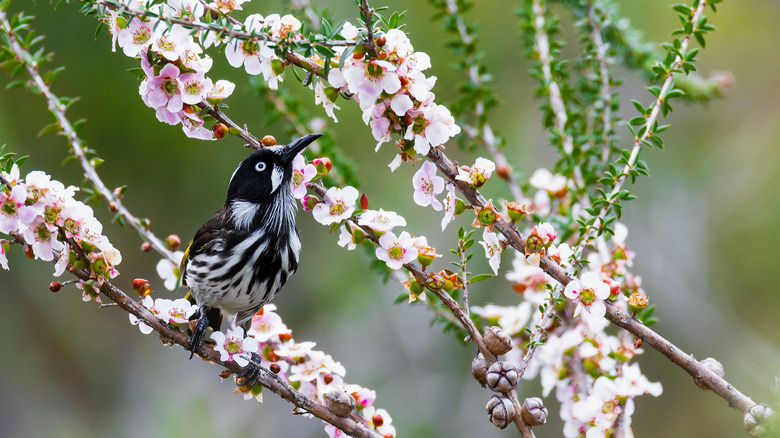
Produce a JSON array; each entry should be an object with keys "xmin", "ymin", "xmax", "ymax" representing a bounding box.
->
[{"xmin": 226, "ymin": 133, "xmax": 322, "ymax": 204}]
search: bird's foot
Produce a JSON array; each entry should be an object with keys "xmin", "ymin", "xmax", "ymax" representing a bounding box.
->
[
  {"xmin": 187, "ymin": 309, "xmax": 209, "ymax": 359},
  {"xmin": 236, "ymin": 352, "xmax": 262, "ymax": 389}
]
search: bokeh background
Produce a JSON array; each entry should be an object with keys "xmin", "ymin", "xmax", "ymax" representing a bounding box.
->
[{"xmin": 0, "ymin": 1, "xmax": 778, "ymax": 437}]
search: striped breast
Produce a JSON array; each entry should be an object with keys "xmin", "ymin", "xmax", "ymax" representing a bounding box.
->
[{"xmin": 184, "ymin": 227, "xmax": 301, "ymax": 325}]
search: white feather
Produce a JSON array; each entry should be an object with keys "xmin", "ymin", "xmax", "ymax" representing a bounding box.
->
[{"xmin": 231, "ymin": 200, "xmax": 260, "ymax": 230}]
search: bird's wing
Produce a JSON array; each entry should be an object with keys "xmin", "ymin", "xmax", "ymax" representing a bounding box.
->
[{"xmin": 180, "ymin": 206, "xmax": 231, "ymax": 282}]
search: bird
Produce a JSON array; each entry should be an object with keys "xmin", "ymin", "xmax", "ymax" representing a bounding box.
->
[{"xmin": 180, "ymin": 133, "xmax": 322, "ymax": 375}]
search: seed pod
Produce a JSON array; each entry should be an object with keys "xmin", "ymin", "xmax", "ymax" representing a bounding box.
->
[
  {"xmin": 744, "ymin": 404, "xmax": 774, "ymax": 437},
  {"xmin": 471, "ymin": 353, "xmax": 489, "ymax": 387},
  {"xmin": 324, "ymin": 389, "xmax": 356, "ymax": 417},
  {"xmin": 486, "ymin": 396, "xmax": 515, "ymax": 429},
  {"xmin": 486, "ymin": 361, "xmax": 519, "ymax": 393},
  {"xmin": 521, "ymin": 397, "xmax": 548, "ymax": 426},
  {"xmin": 484, "ymin": 326, "xmax": 513, "ymax": 355}
]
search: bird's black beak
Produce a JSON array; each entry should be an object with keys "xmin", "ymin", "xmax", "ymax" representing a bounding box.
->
[{"xmin": 281, "ymin": 133, "xmax": 323, "ymax": 164}]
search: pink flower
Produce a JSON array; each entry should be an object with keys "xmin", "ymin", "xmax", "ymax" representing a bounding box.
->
[
  {"xmin": 312, "ymin": 186, "xmax": 359, "ymax": 225},
  {"xmin": 342, "ymin": 59, "xmax": 401, "ymax": 104},
  {"xmin": 156, "ymin": 298, "xmax": 196, "ymax": 325},
  {"xmin": 247, "ymin": 304, "xmax": 291, "ymax": 342},
  {"xmin": 404, "ymin": 103, "xmax": 461, "ymax": 155},
  {"xmin": 20, "ymin": 218, "xmax": 63, "ymax": 262},
  {"xmin": 375, "ymin": 231, "xmax": 418, "ymax": 270},
  {"xmin": 357, "ymin": 209, "xmax": 406, "ymax": 233},
  {"xmin": 179, "ymin": 71, "xmax": 213, "ymax": 105},
  {"xmin": 0, "ymin": 184, "xmax": 36, "ymax": 234},
  {"xmin": 180, "ymin": 112, "xmax": 214, "ymax": 140},
  {"xmin": 210, "ymin": 0, "xmax": 251, "ymax": 14},
  {"xmin": 142, "ymin": 63, "xmax": 184, "ymax": 113},
  {"xmin": 291, "ymin": 154, "xmax": 317, "ymax": 199},
  {"xmin": 225, "ymin": 15, "xmax": 281, "ymax": 89},
  {"xmin": 412, "ymin": 161, "xmax": 445, "ymax": 210},
  {"xmin": 165, "ymin": 0, "xmax": 205, "ymax": 21},
  {"xmin": 118, "ymin": 17, "xmax": 154, "ymax": 57},
  {"xmin": 211, "ymin": 327, "xmax": 259, "ymax": 367},
  {"xmin": 564, "ymin": 272, "xmax": 610, "ymax": 322},
  {"xmin": 455, "ymin": 157, "xmax": 495, "ymax": 187}
]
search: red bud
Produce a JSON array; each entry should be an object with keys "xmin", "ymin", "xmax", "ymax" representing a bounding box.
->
[
  {"xmin": 49, "ymin": 281, "xmax": 62, "ymax": 292},
  {"xmin": 278, "ymin": 333, "xmax": 293, "ymax": 343},
  {"xmin": 323, "ymin": 374, "xmax": 334, "ymax": 385},
  {"xmin": 132, "ymin": 278, "xmax": 151, "ymax": 297},
  {"xmin": 165, "ymin": 234, "xmax": 182, "ymax": 250},
  {"xmin": 372, "ymin": 414, "xmax": 384, "ymax": 427},
  {"xmin": 261, "ymin": 135, "xmax": 277, "ymax": 146},
  {"xmin": 360, "ymin": 193, "xmax": 369, "ymax": 210},
  {"xmin": 219, "ymin": 370, "xmax": 232, "ymax": 379},
  {"xmin": 140, "ymin": 241, "xmax": 152, "ymax": 252},
  {"xmin": 213, "ymin": 123, "xmax": 229, "ymax": 139},
  {"xmin": 270, "ymin": 363, "xmax": 281, "ymax": 374}
]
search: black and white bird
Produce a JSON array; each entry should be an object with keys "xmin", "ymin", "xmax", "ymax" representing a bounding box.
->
[{"xmin": 180, "ymin": 133, "xmax": 322, "ymax": 358}]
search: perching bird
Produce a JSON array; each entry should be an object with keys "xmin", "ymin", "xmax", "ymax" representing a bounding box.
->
[{"xmin": 181, "ymin": 133, "xmax": 322, "ymax": 362}]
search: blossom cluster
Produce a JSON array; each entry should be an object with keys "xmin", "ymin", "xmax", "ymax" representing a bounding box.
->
[
  {"xmin": 0, "ymin": 164, "xmax": 121, "ymax": 301},
  {"xmin": 318, "ymin": 26, "xmax": 460, "ymax": 166},
  {"xmin": 130, "ymin": 298, "xmax": 395, "ymax": 437},
  {"xmin": 104, "ymin": 1, "xmax": 310, "ymax": 139},
  {"xmin": 475, "ymin": 222, "xmax": 660, "ymax": 437}
]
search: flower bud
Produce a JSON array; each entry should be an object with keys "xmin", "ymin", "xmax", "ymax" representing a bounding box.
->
[
  {"xmin": 744, "ymin": 404, "xmax": 774, "ymax": 437},
  {"xmin": 278, "ymin": 332, "xmax": 293, "ymax": 343},
  {"xmin": 183, "ymin": 105, "xmax": 196, "ymax": 114},
  {"xmin": 375, "ymin": 35, "xmax": 386, "ymax": 47},
  {"xmin": 325, "ymin": 389, "xmax": 356, "ymax": 417},
  {"xmin": 360, "ymin": 193, "xmax": 369, "ymax": 210},
  {"xmin": 521, "ymin": 397, "xmax": 548, "ymax": 426},
  {"xmin": 269, "ymin": 363, "xmax": 281, "ymax": 374},
  {"xmin": 455, "ymin": 199, "xmax": 467, "ymax": 215},
  {"xmin": 496, "ymin": 164, "xmax": 511, "ymax": 180},
  {"xmin": 49, "ymin": 281, "xmax": 61, "ymax": 293},
  {"xmin": 694, "ymin": 357, "xmax": 725, "ymax": 390},
  {"xmin": 486, "ymin": 361, "xmax": 519, "ymax": 393},
  {"xmin": 484, "ymin": 326, "xmax": 513, "ymax": 356},
  {"xmin": 109, "ymin": 202, "xmax": 119, "ymax": 213},
  {"xmin": 323, "ymin": 373, "xmax": 334, "ymax": 385},
  {"xmin": 270, "ymin": 58, "xmax": 286, "ymax": 76},
  {"xmin": 132, "ymin": 278, "xmax": 151, "ymax": 297},
  {"xmin": 471, "ymin": 353, "xmax": 489, "ymax": 387},
  {"xmin": 213, "ymin": 122, "xmax": 229, "ymax": 139},
  {"xmin": 372, "ymin": 413, "xmax": 384, "ymax": 427},
  {"xmin": 25, "ymin": 245, "xmax": 34, "ymax": 259},
  {"xmin": 301, "ymin": 195, "xmax": 320, "ymax": 211},
  {"xmin": 312, "ymin": 157, "xmax": 332, "ymax": 174},
  {"xmin": 165, "ymin": 234, "xmax": 181, "ymax": 250},
  {"xmin": 140, "ymin": 241, "xmax": 152, "ymax": 252},
  {"xmin": 486, "ymin": 396, "xmax": 515, "ymax": 429},
  {"xmin": 219, "ymin": 370, "xmax": 232, "ymax": 379},
  {"xmin": 261, "ymin": 135, "xmax": 277, "ymax": 146}
]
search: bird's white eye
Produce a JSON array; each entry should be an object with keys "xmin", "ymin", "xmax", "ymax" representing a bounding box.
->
[{"xmin": 254, "ymin": 162, "xmax": 267, "ymax": 172}]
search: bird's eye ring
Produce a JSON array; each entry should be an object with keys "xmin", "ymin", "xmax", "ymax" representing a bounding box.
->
[{"xmin": 255, "ymin": 162, "xmax": 267, "ymax": 172}]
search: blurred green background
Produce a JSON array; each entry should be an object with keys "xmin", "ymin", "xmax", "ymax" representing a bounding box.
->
[{"xmin": 0, "ymin": 1, "xmax": 778, "ymax": 437}]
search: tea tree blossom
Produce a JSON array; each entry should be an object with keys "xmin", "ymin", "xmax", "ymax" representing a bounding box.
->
[
  {"xmin": 118, "ymin": 17, "xmax": 154, "ymax": 57},
  {"xmin": 156, "ymin": 251, "xmax": 185, "ymax": 291},
  {"xmin": 564, "ymin": 272, "xmax": 610, "ymax": 330},
  {"xmin": 412, "ymin": 161, "xmax": 445, "ymax": 210},
  {"xmin": 376, "ymin": 231, "xmax": 418, "ymax": 270},
  {"xmin": 312, "ymin": 186, "xmax": 359, "ymax": 225},
  {"xmin": 529, "ymin": 168, "xmax": 567, "ymax": 195},
  {"xmin": 441, "ymin": 182, "xmax": 457, "ymax": 230},
  {"xmin": 291, "ymin": 154, "xmax": 316, "ymax": 199},
  {"xmin": 212, "ymin": 327, "xmax": 259, "ymax": 367},
  {"xmin": 455, "ymin": 157, "xmax": 495, "ymax": 187},
  {"xmin": 479, "ymin": 229, "xmax": 503, "ymax": 275},
  {"xmin": 357, "ymin": 209, "xmax": 407, "ymax": 233}
]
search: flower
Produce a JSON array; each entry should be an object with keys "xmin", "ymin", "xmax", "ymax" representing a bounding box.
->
[
  {"xmin": 0, "ymin": 240, "xmax": 8, "ymax": 270},
  {"xmin": 211, "ymin": 0, "xmax": 251, "ymax": 14},
  {"xmin": 313, "ymin": 81, "xmax": 341, "ymax": 122},
  {"xmin": 156, "ymin": 298, "xmax": 196, "ymax": 325},
  {"xmin": 151, "ymin": 23, "xmax": 193, "ymax": 61},
  {"xmin": 342, "ymin": 59, "xmax": 401, "ymax": 104},
  {"xmin": 129, "ymin": 296, "xmax": 157, "ymax": 334},
  {"xmin": 479, "ymin": 229, "xmax": 503, "ymax": 275},
  {"xmin": 563, "ymin": 272, "xmax": 610, "ymax": 327},
  {"xmin": 166, "ymin": 0, "xmax": 205, "ymax": 21},
  {"xmin": 211, "ymin": 327, "xmax": 259, "ymax": 367},
  {"xmin": 20, "ymin": 218, "xmax": 63, "ymax": 262},
  {"xmin": 178, "ymin": 71, "xmax": 213, "ymax": 105},
  {"xmin": 180, "ymin": 112, "xmax": 213, "ymax": 140},
  {"xmin": 357, "ymin": 209, "xmax": 407, "ymax": 233},
  {"xmin": 247, "ymin": 304, "xmax": 291, "ymax": 342},
  {"xmin": 291, "ymin": 154, "xmax": 317, "ymax": 199},
  {"xmin": 441, "ymin": 183, "xmax": 457, "ymax": 231},
  {"xmin": 156, "ymin": 251, "xmax": 185, "ymax": 291},
  {"xmin": 529, "ymin": 168, "xmax": 567, "ymax": 195},
  {"xmin": 0, "ymin": 184, "xmax": 36, "ymax": 234},
  {"xmin": 117, "ymin": 17, "xmax": 155, "ymax": 57},
  {"xmin": 375, "ymin": 231, "xmax": 418, "ymax": 270},
  {"xmin": 404, "ymin": 103, "xmax": 461, "ymax": 155},
  {"xmin": 207, "ymin": 79, "xmax": 236, "ymax": 100},
  {"xmin": 224, "ymin": 15, "xmax": 282, "ymax": 88},
  {"xmin": 455, "ymin": 157, "xmax": 495, "ymax": 187},
  {"xmin": 412, "ymin": 161, "xmax": 445, "ymax": 210},
  {"xmin": 142, "ymin": 63, "xmax": 184, "ymax": 113},
  {"xmin": 312, "ymin": 186, "xmax": 359, "ymax": 225},
  {"xmin": 337, "ymin": 224, "xmax": 357, "ymax": 250}
]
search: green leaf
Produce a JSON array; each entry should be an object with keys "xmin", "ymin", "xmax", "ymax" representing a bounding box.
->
[
  {"xmin": 38, "ymin": 123, "xmax": 61, "ymax": 136},
  {"xmin": 468, "ymin": 274, "xmax": 494, "ymax": 284}
]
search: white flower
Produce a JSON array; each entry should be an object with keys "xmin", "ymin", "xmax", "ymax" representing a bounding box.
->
[
  {"xmin": 455, "ymin": 157, "xmax": 495, "ymax": 187},
  {"xmin": 404, "ymin": 103, "xmax": 461, "ymax": 155},
  {"xmin": 156, "ymin": 251, "xmax": 185, "ymax": 291},
  {"xmin": 563, "ymin": 272, "xmax": 610, "ymax": 330},
  {"xmin": 441, "ymin": 182, "xmax": 457, "ymax": 231},
  {"xmin": 312, "ymin": 186, "xmax": 359, "ymax": 225},
  {"xmin": 357, "ymin": 209, "xmax": 406, "ymax": 233},
  {"xmin": 375, "ymin": 231, "xmax": 418, "ymax": 270},
  {"xmin": 247, "ymin": 305, "xmax": 290, "ymax": 342},
  {"xmin": 529, "ymin": 168, "xmax": 567, "ymax": 194},
  {"xmin": 337, "ymin": 224, "xmax": 357, "ymax": 250},
  {"xmin": 479, "ymin": 229, "xmax": 503, "ymax": 275},
  {"xmin": 412, "ymin": 161, "xmax": 445, "ymax": 210},
  {"xmin": 129, "ymin": 296, "xmax": 157, "ymax": 335}
]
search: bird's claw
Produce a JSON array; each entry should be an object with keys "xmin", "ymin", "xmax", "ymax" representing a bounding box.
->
[
  {"xmin": 187, "ymin": 309, "xmax": 209, "ymax": 359},
  {"xmin": 236, "ymin": 352, "xmax": 262, "ymax": 389}
]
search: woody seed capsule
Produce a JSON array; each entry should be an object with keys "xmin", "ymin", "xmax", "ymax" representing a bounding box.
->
[
  {"xmin": 484, "ymin": 326, "xmax": 513, "ymax": 355},
  {"xmin": 486, "ymin": 361, "xmax": 519, "ymax": 393},
  {"xmin": 325, "ymin": 389, "xmax": 356, "ymax": 417},
  {"xmin": 486, "ymin": 396, "xmax": 515, "ymax": 429},
  {"xmin": 471, "ymin": 353, "xmax": 489, "ymax": 387},
  {"xmin": 521, "ymin": 397, "xmax": 548, "ymax": 426}
]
